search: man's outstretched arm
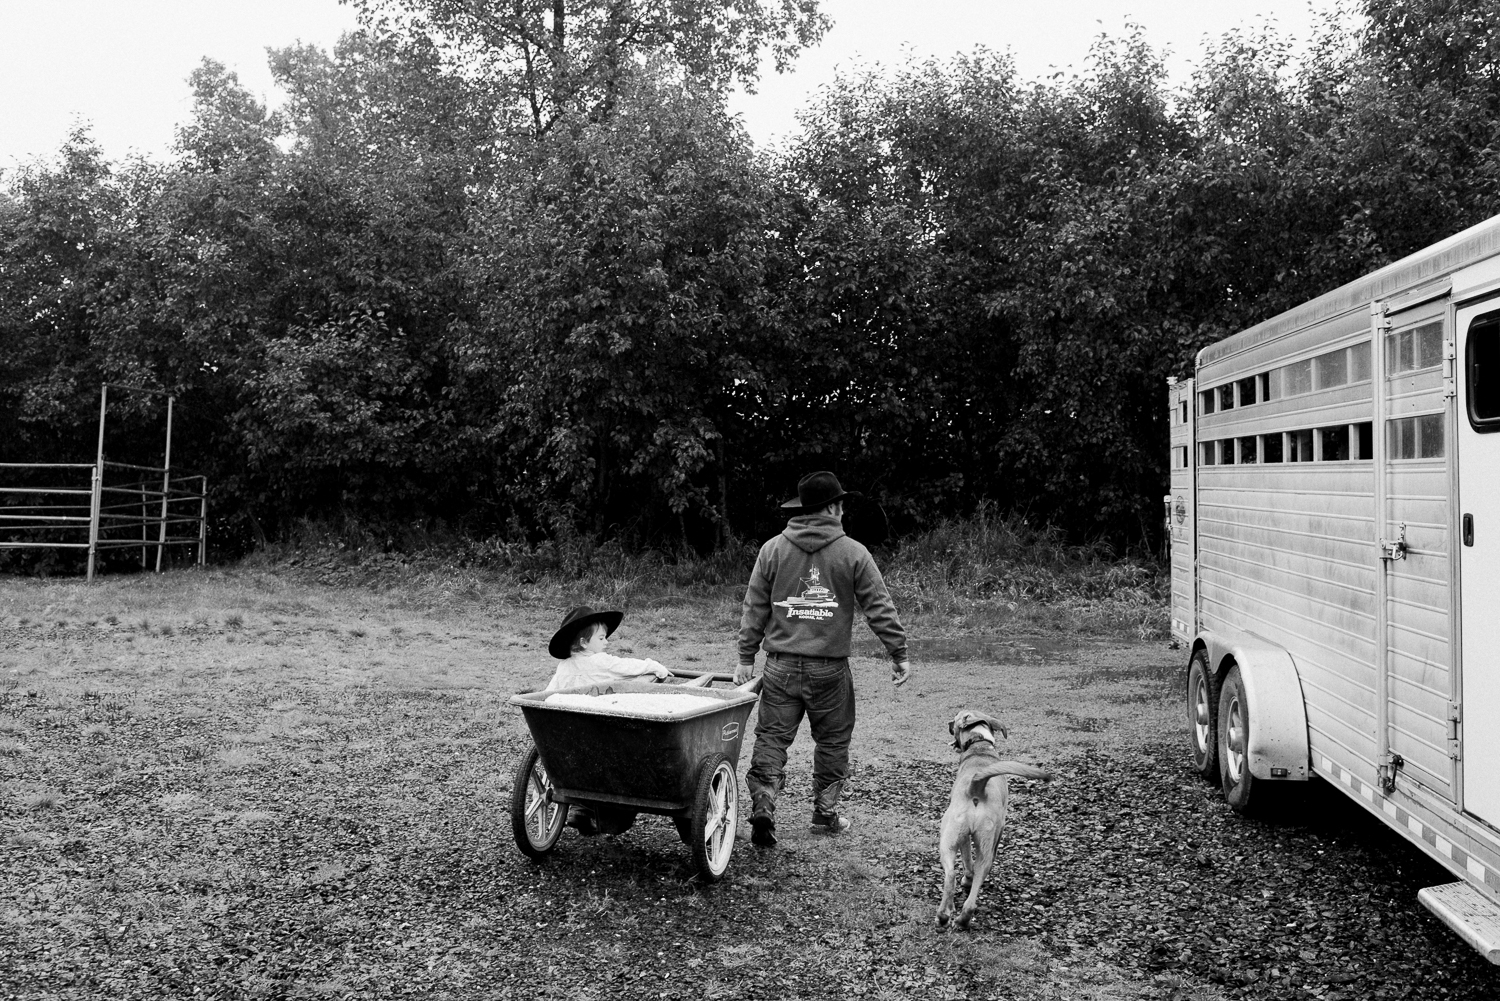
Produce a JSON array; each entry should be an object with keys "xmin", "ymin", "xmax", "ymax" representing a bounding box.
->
[{"xmin": 735, "ymin": 546, "xmax": 774, "ymax": 684}]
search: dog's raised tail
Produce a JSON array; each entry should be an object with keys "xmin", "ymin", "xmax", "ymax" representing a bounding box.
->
[{"xmin": 968, "ymin": 761, "xmax": 1053, "ymax": 799}]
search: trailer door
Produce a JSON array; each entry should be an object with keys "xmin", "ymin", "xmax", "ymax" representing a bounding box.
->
[
  {"xmin": 1378, "ymin": 299, "xmax": 1457, "ymax": 803},
  {"xmin": 1458, "ymin": 297, "xmax": 1500, "ymax": 827},
  {"xmin": 1167, "ymin": 378, "xmax": 1196, "ymax": 645}
]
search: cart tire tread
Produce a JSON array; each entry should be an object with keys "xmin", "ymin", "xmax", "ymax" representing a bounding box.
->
[
  {"xmin": 689, "ymin": 753, "xmax": 738, "ymax": 882},
  {"xmin": 511, "ymin": 746, "xmax": 566, "ymax": 860}
]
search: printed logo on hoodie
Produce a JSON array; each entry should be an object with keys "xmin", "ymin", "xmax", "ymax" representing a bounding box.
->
[{"xmin": 773, "ymin": 566, "xmax": 839, "ymax": 621}]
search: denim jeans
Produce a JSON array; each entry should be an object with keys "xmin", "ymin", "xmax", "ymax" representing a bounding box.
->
[{"xmin": 746, "ymin": 653, "xmax": 856, "ymax": 823}]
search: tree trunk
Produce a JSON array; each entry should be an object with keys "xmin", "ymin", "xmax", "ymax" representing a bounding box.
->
[{"xmin": 716, "ymin": 436, "xmax": 730, "ymax": 550}]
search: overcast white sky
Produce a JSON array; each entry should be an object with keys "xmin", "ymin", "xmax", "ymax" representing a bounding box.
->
[{"xmin": 0, "ymin": 0, "xmax": 1338, "ymax": 170}]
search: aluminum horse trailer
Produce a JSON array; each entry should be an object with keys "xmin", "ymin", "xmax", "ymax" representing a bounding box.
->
[{"xmin": 1168, "ymin": 211, "xmax": 1500, "ymax": 964}]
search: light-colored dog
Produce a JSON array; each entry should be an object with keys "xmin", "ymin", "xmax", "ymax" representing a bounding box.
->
[{"xmin": 936, "ymin": 710, "xmax": 1053, "ymax": 929}]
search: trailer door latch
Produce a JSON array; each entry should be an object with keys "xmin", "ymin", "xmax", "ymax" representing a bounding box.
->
[
  {"xmin": 1449, "ymin": 702, "xmax": 1463, "ymax": 760},
  {"xmin": 1380, "ymin": 523, "xmax": 1408, "ymax": 562},
  {"xmin": 1379, "ymin": 753, "xmax": 1405, "ymax": 793}
]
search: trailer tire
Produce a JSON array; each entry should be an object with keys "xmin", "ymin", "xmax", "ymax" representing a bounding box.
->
[
  {"xmin": 1187, "ymin": 649, "xmax": 1219, "ymax": 781},
  {"xmin": 1217, "ymin": 664, "xmax": 1274, "ymax": 814}
]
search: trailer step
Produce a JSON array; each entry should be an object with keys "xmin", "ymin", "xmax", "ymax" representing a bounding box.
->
[{"xmin": 1418, "ymin": 881, "xmax": 1500, "ymax": 964}]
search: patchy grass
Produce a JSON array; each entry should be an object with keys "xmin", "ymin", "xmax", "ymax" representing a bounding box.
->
[
  {"xmin": 227, "ymin": 508, "xmax": 1169, "ymax": 643},
  {"xmin": 0, "ymin": 564, "xmax": 1489, "ymax": 999}
]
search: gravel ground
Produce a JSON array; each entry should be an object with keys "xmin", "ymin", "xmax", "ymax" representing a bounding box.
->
[
  {"xmin": 6, "ymin": 692, "xmax": 1499, "ymax": 1000},
  {"xmin": 856, "ymin": 747, "xmax": 1500, "ymax": 1000},
  {"xmin": 3, "ymin": 589, "xmax": 1500, "ymax": 999}
]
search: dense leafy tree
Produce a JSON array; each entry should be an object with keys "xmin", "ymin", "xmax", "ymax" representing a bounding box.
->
[
  {"xmin": 348, "ymin": 0, "xmax": 829, "ymax": 135},
  {"xmin": 452, "ymin": 69, "xmax": 801, "ymax": 540},
  {"xmin": 8, "ymin": 0, "xmax": 1500, "ymax": 558}
]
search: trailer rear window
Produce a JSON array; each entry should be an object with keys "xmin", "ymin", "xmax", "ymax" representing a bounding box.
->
[
  {"xmin": 1199, "ymin": 423, "xmax": 1374, "ymax": 467},
  {"xmin": 1281, "ymin": 359, "xmax": 1313, "ymax": 396},
  {"xmin": 1390, "ymin": 320, "xmax": 1444, "ymax": 375},
  {"xmin": 1314, "ymin": 349, "xmax": 1349, "ymax": 390},
  {"xmin": 1236, "ymin": 376, "xmax": 1258, "ymax": 406},
  {"xmin": 1319, "ymin": 425, "xmax": 1350, "ymax": 461},
  {"xmin": 1287, "ymin": 428, "xmax": 1314, "ymax": 462},
  {"xmin": 1263, "ymin": 343, "xmax": 1371, "ymax": 402},
  {"xmin": 1468, "ymin": 311, "xmax": 1500, "ymax": 430},
  {"xmin": 1389, "ymin": 414, "xmax": 1445, "ymax": 459},
  {"xmin": 1351, "ymin": 342, "xmax": 1372, "ymax": 382}
]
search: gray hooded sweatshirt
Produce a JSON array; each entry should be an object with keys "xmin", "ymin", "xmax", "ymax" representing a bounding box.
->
[{"xmin": 737, "ymin": 512, "xmax": 908, "ymax": 666}]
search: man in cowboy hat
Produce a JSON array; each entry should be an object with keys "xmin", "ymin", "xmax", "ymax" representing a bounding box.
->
[{"xmin": 734, "ymin": 471, "xmax": 912, "ymax": 847}]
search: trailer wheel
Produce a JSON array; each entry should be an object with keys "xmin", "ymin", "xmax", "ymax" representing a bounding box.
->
[
  {"xmin": 511, "ymin": 746, "xmax": 566, "ymax": 860},
  {"xmin": 1187, "ymin": 649, "xmax": 1219, "ymax": 781},
  {"xmin": 1217, "ymin": 665, "xmax": 1265, "ymax": 813},
  {"xmin": 689, "ymin": 754, "xmax": 738, "ymax": 882}
]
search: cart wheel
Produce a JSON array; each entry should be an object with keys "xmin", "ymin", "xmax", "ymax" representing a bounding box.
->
[
  {"xmin": 511, "ymin": 746, "xmax": 566, "ymax": 860},
  {"xmin": 689, "ymin": 754, "xmax": 738, "ymax": 882}
]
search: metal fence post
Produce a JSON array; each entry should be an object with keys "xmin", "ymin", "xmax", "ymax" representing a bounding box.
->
[
  {"xmin": 86, "ymin": 466, "xmax": 103, "ymax": 582},
  {"xmin": 198, "ymin": 476, "xmax": 208, "ymax": 566},
  {"xmin": 155, "ymin": 396, "xmax": 173, "ymax": 573},
  {"xmin": 88, "ymin": 385, "xmax": 107, "ymax": 582}
]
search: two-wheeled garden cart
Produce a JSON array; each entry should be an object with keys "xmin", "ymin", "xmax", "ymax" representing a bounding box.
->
[{"xmin": 509, "ymin": 674, "xmax": 761, "ymax": 882}]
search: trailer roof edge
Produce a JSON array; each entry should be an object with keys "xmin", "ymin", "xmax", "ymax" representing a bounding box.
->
[{"xmin": 1199, "ymin": 212, "xmax": 1500, "ymax": 368}]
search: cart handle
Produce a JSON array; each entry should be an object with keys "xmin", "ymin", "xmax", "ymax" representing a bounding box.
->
[
  {"xmin": 736, "ymin": 676, "xmax": 763, "ymax": 695},
  {"xmin": 671, "ymin": 669, "xmax": 736, "ymax": 684},
  {"xmin": 682, "ymin": 673, "xmax": 715, "ymax": 688}
]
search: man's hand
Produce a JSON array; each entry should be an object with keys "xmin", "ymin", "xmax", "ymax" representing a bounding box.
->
[
  {"xmin": 891, "ymin": 660, "xmax": 911, "ymax": 687},
  {"xmin": 734, "ymin": 662, "xmax": 756, "ymax": 686}
]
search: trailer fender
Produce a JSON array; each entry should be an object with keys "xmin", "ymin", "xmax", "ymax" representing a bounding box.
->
[{"xmin": 1199, "ymin": 629, "xmax": 1310, "ymax": 781}]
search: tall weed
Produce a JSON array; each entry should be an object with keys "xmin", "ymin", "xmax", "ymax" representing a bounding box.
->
[
  {"xmin": 882, "ymin": 504, "xmax": 1167, "ymax": 634},
  {"xmin": 241, "ymin": 509, "xmax": 1167, "ymax": 637}
]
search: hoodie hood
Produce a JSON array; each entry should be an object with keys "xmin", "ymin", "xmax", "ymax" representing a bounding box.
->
[{"xmin": 781, "ymin": 512, "xmax": 846, "ymax": 554}]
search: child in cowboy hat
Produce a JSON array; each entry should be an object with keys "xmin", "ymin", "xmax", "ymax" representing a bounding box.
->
[
  {"xmin": 543, "ymin": 606, "xmax": 672, "ymax": 836},
  {"xmin": 543, "ymin": 605, "xmax": 673, "ymax": 692}
]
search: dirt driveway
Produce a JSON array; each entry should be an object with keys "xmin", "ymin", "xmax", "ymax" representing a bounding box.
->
[{"xmin": 1, "ymin": 571, "xmax": 1498, "ymax": 999}]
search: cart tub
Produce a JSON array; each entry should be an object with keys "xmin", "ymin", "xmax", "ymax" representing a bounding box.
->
[{"xmin": 509, "ymin": 682, "xmax": 759, "ymax": 813}]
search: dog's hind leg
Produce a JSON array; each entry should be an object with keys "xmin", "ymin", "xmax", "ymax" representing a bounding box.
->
[
  {"xmin": 955, "ymin": 827, "xmax": 999, "ymax": 930},
  {"xmin": 936, "ymin": 829, "xmax": 960, "ymax": 926}
]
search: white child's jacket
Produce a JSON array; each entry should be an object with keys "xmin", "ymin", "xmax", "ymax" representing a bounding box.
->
[{"xmin": 544, "ymin": 652, "xmax": 667, "ymax": 692}]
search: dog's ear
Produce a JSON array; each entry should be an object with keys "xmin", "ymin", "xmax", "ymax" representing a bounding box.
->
[
  {"xmin": 984, "ymin": 715, "xmax": 1009, "ymax": 740},
  {"xmin": 949, "ymin": 712, "xmax": 970, "ymax": 749}
]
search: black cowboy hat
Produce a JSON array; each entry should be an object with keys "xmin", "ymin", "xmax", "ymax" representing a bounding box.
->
[
  {"xmin": 780, "ymin": 470, "xmax": 864, "ymax": 512},
  {"xmin": 548, "ymin": 605, "xmax": 624, "ymax": 660}
]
